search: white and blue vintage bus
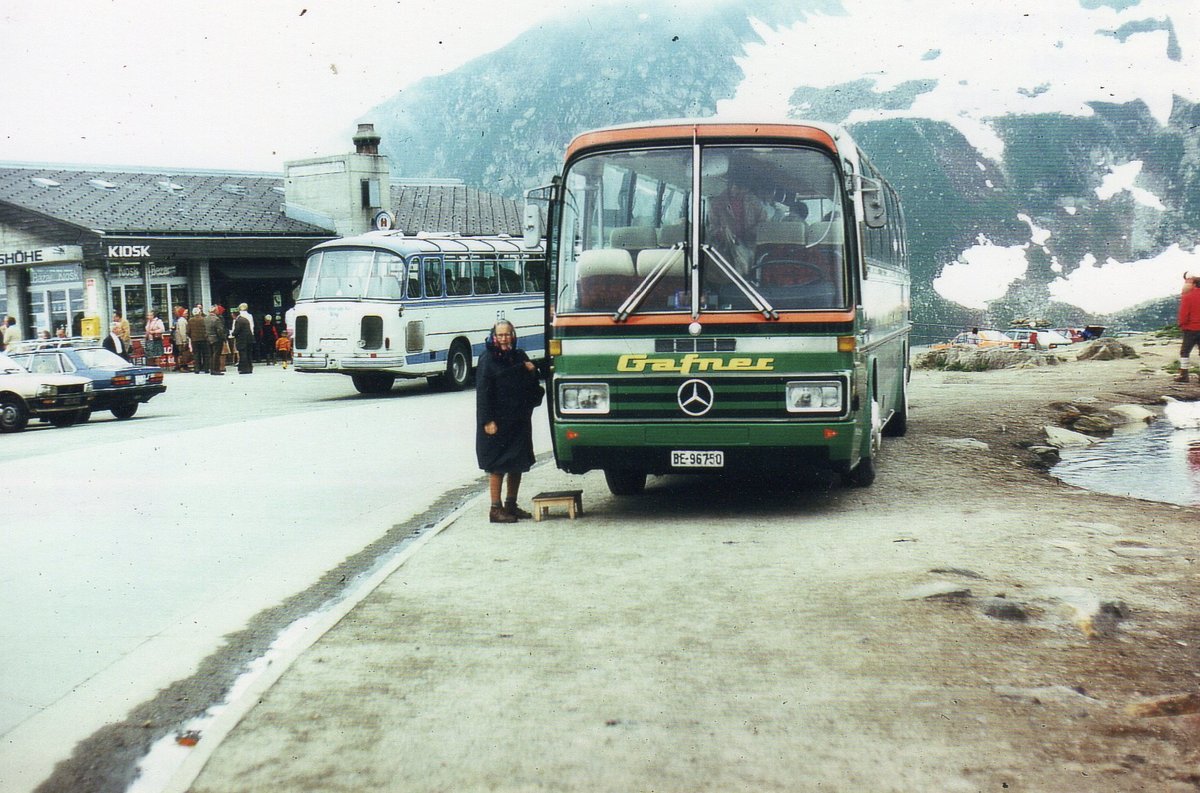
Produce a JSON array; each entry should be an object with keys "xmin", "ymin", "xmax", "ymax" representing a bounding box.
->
[{"xmin": 292, "ymin": 232, "xmax": 545, "ymax": 393}]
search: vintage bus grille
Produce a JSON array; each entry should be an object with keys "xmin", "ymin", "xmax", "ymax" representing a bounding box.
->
[
  {"xmin": 595, "ymin": 376, "xmax": 846, "ymax": 421},
  {"xmin": 654, "ymin": 337, "xmax": 737, "ymax": 353}
]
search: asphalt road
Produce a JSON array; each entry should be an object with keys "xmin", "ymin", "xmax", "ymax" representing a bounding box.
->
[{"xmin": 0, "ymin": 364, "xmax": 550, "ymax": 793}]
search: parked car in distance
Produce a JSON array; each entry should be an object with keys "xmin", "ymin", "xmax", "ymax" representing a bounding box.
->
[
  {"xmin": 0, "ymin": 351, "xmax": 94, "ymax": 431},
  {"xmin": 7, "ymin": 341, "xmax": 165, "ymax": 420},
  {"xmin": 1003, "ymin": 328, "xmax": 1074, "ymax": 350},
  {"xmin": 933, "ymin": 329, "xmax": 1019, "ymax": 349}
]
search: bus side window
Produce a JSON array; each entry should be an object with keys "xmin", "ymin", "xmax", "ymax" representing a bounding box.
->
[
  {"xmin": 445, "ymin": 257, "xmax": 471, "ymax": 296},
  {"xmin": 523, "ymin": 256, "xmax": 545, "ymax": 292},
  {"xmin": 423, "ymin": 258, "xmax": 443, "ymax": 297},
  {"xmin": 499, "ymin": 255, "xmax": 522, "ymax": 294},
  {"xmin": 473, "ymin": 254, "xmax": 498, "ymax": 295},
  {"xmin": 406, "ymin": 259, "xmax": 422, "ymax": 298}
]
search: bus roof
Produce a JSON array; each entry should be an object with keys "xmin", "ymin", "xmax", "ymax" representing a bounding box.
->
[
  {"xmin": 564, "ymin": 118, "xmax": 850, "ymax": 162},
  {"xmin": 308, "ymin": 232, "xmax": 540, "ymax": 257}
]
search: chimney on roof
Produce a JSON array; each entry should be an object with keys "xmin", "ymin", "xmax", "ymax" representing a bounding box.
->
[{"xmin": 353, "ymin": 123, "xmax": 381, "ymax": 155}]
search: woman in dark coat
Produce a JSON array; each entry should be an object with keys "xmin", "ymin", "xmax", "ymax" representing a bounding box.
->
[{"xmin": 476, "ymin": 320, "xmax": 542, "ymax": 523}]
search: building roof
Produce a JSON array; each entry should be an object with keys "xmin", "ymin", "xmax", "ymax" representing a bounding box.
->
[
  {"xmin": 390, "ymin": 183, "xmax": 523, "ymax": 237},
  {"xmin": 0, "ymin": 163, "xmax": 330, "ymax": 236},
  {"xmin": 0, "ymin": 162, "xmax": 524, "ymax": 239}
]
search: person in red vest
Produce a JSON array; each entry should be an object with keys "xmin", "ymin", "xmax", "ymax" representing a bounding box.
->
[{"xmin": 1177, "ymin": 271, "xmax": 1200, "ymax": 383}]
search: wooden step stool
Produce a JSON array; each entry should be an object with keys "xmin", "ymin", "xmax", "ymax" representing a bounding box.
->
[{"xmin": 530, "ymin": 490, "xmax": 584, "ymax": 521}]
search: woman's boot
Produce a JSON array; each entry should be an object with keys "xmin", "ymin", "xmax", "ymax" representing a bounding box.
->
[
  {"xmin": 505, "ymin": 499, "xmax": 533, "ymax": 520},
  {"xmin": 490, "ymin": 504, "xmax": 517, "ymax": 523}
]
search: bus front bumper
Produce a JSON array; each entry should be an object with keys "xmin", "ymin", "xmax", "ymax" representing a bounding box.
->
[{"xmin": 553, "ymin": 421, "xmax": 865, "ymax": 476}]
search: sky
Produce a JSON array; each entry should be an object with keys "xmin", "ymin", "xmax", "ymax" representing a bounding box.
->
[
  {"xmin": 0, "ymin": 0, "xmax": 609, "ymax": 172},
  {"xmin": 3, "ymin": 0, "xmax": 1199, "ymax": 315}
]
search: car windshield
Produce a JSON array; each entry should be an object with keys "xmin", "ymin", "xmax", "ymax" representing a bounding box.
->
[
  {"xmin": 75, "ymin": 348, "xmax": 134, "ymax": 369},
  {"xmin": 0, "ymin": 352, "xmax": 28, "ymax": 374}
]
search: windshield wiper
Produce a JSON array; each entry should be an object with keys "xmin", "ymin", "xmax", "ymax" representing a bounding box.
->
[
  {"xmin": 700, "ymin": 244, "xmax": 778, "ymax": 320},
  {"xmin": 612, "ymin": 245, "xmax": 686, "ymax": 322}
]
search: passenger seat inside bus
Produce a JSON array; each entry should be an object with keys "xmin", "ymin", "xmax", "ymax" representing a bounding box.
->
[
  {"xmin": 609, "ymin": 226, "xmax": 659, "ymax": 262},
  {"xmin": 576, "ymin": 249, "xmax": 638, "ymax": 311}
]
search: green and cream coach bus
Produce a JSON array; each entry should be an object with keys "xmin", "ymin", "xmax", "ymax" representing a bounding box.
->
[{"xmin": 527, "ymin": 120, "xmax": 910, "ymax": 494}]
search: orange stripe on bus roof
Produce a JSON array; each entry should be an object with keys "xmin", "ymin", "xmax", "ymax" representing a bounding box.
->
[
  {"xmin": 553, "ymin": 310, "xmax": 855, "ymax": 328},
  {"xmin": 565, "ymin": 123, "xmax": 840, "ymax": 161}
]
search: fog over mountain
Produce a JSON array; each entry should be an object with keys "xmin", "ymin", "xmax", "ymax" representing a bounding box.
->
[{"xmin": 365, "ymin": 0, "xmax": 1200, "ymax": 337}]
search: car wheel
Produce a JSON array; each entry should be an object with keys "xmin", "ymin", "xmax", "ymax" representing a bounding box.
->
[
  {"xmin": 111, "ymin": 402, "xmax": 139, "ymax": 420},
  {"xmin": 604, "ymin": 469, "xmax": 647, "ymax": 496},
  {"xmin": 77, "ymin": 409, "xmax": 92, "ymax": 423},
  {"xmin": 0, "ymin": 396, "xmax": 29, "ymax": 432}
]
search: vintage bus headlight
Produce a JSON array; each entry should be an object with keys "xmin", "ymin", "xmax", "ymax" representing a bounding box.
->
[
  {"xmin": 785, "ymin": 381, "xmax": 842, "ymax": 413},
  {"xmin": 558, "ymin": 382, "xmax": 610, "ymax": 414}
]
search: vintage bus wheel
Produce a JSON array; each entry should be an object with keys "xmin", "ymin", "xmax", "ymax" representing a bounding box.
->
[
  {"xmin": 442, "ymin": 341, "xmax": 473, "ymax": 391},
  {"xmin": 0, "ymin": 397, "xmax": 29, "ymax": 432},
  {"xmin": 351, "ymin": 373, "xmax": 396, "ymax": 394},
  {"xmin": 883, "ymin": 375, "xmax": 909, "ymax": 437},
  {"xmin": 843, "ymin": 398, "xmax": 881, "ymax": 487},
  {"xmin": 604, "ymin": 469, "xmax": 647, "ymax": 495}
]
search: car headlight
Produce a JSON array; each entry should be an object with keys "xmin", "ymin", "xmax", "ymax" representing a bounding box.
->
[
  {"xmin": 37, "ymin": 384, "xmax": 57, "ymax": 397},
  {"xmin": 558, "ymin": 382, "xmax": 610, "ymax": 414},
  {"xmin": 785, "ymin": 381, "xmax": 843, "ymax": 413},
  {"xmin": 83, "ymin": 382, "xmax": 94, "ymax": 392}
]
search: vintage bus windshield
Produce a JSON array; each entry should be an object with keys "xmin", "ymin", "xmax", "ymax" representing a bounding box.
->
[
  {"xmin": 557, "ymin": 144, "xmax": 846, "ymax": 315},
  {"xmin": 298, "ymin": 249, "xmax": 405, "ymax": 300}
]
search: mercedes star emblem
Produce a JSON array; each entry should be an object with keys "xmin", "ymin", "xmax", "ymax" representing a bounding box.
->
[{"xmin": 677, "ymin": 379, "xmax": 714, "ymax": 416}]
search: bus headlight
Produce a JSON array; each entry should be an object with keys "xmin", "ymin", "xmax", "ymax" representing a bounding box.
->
[
  {"xmin": 559, "ymin": 382, "xmax": 609, "ymax": 414},
  {"xmin": 785, "ymin": 381, "xmax": 842, "ymax": 413}
]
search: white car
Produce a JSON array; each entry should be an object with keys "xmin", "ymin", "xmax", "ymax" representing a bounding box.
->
[
  {"xmin": 0, "ymin": 352, "xmax": 94, "ymax": 431},
  {"xmin": 1003, "ymin": 328, "xmax": 1073, "ymax": 350}
]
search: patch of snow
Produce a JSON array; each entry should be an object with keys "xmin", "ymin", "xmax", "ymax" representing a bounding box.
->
[
  {"xmin": 933, "ymin": 237, "xmax": 1030, "ymax": 309},
  {"xmin": 1018, "ymin": 213, "xmax": 1052, "ymax": 246},
  {"xmin": 1096, "ymin": 161, "xmax": 1166, "ymax": 209},
  {"xmin": 1048, "ymin": 245, "xmax": 1200, "ymax": 314}
]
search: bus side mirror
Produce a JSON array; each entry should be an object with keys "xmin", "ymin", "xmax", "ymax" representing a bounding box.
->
[
  {"xmin": 523, "ymin": 183, "xmax": 556, "ymax": 249},
  {"xmin": 858, "ymin": 176, "xmax": 887, "ymax": 229},
  {"xmin": 522, "ymin": 204, "xmax": 543, "ymax": 249}
]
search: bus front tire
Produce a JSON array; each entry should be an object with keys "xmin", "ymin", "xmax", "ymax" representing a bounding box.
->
[
  {"xmin": 352, "ymin": 373, "xmax": 396, "ymax": 394},
  {"xmin": 883, "ymin": 375, "xmax": 909, "ymax": 437},
  {"xmin": 441, "ymin": 342, "xmax": 472, "ymax": 391},
  {"xmin": 604, "ymin": 469, "xmax": 647, "ymax": 496},
  {"xmin": 841, "ymin": 456, "xmax": 876, "ymax": 487}
]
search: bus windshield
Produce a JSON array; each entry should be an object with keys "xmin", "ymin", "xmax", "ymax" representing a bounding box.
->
[
  {"xmin": 298, "ymin": 249, "xmax": 405, "ymax": 300},
  {"xmin": 556, "ymin": 144, "xmax": 846, "ymax": 315}
]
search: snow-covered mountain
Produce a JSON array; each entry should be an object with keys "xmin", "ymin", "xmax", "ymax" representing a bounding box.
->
[{"xmin": 364, "ymin": 0, "xmax": 1200, "ymax": 337}]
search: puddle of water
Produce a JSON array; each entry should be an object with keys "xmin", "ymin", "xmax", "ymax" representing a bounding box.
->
[{"xmin": 1053, "ymin": 421, "xmax": 1200, "ymax": 507}]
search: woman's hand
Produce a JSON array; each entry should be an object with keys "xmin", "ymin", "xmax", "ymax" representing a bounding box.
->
[
  {"xmin": 484, "ymin": 421, "xmax": 498, "ymax": 435},
  {"xmin": 524, "ymin": 361, "xmax": 536, "ymax": 372}
]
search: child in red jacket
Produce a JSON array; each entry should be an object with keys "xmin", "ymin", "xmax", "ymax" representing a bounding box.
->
[{"xmin": 275, "ymin": 333, "xmax": 293, "ymax": 369}]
